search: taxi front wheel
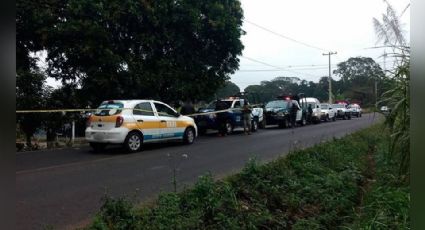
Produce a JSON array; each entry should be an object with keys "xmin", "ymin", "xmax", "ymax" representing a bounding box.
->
[
  {"xmin": 124, "ymin": 131, "xmax": 143, "ymax": 152},
  {"xmin": 183, "ymin": 127, "xmax": 195, "ymax": 144}
]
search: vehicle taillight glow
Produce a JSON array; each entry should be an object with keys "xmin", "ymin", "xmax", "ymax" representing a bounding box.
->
[{"xmin": 115, "ymin": 116, "xmax": 124, "ymax": 127}]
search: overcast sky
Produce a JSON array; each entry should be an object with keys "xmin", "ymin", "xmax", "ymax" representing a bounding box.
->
[{"xmin": 231, "ymin": 0, "xmax": 410, "ymax": 90}]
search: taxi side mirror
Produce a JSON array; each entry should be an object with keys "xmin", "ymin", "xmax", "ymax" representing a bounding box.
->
[{"xmin": 174, "ymin": 112, "xmax": 181, "ymax": 117}]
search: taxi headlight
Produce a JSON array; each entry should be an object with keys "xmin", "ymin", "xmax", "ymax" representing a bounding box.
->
[{"xmin": 277, "ymin": 112, "xmax": 284, "ymax": 116}]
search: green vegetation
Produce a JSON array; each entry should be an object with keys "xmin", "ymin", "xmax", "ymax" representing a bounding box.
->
[
  {"xmin": 373, "ymin": 1, "xmax": 410, "ymax": 177},
  {"xmin": 85, "ymin": 124, "xmax": 409, "ymax": 229}
]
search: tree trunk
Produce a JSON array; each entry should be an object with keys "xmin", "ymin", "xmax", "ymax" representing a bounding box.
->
[{"xmin": 25, "ymin": 134, "xmax": 32, "ymax": 148}]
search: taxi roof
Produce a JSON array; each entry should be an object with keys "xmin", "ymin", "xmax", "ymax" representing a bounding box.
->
[{"xmin": 101, "ymin": 99, "xmax": 166, "ymax": 106}]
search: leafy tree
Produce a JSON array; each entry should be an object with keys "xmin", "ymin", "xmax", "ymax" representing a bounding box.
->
[
  {"xmin": 42, "ymin": 0, "xmax": 245, "ymax": 106},
  {"xmin": 333, "ymin": 57, "xmax": 385, "ymax": 106},
  {"xmin": 215, "ymin": 81, "xmax": 240, "ymax": 99},
  {"xmin": 16, "ymin": 71, "xmax": 48, "ymax": 147}
]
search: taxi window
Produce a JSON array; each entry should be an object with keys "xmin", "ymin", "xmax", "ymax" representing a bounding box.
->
[
  {"xmin": 154, "ymin": 103, "xmax": 177, "ymax": 117},
  {"xmin": 95, "ymin": 102, "xmax": 123, "ymax": 116},
  {"xmin": 133, "ymin": 102, "xmax": 154, "ymax": 116},
  {"xmin": 234, "ymin": 101, "xmax": 241, "ymax": 108}
]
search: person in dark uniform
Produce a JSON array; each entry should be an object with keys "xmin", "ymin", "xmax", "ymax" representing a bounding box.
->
[
  {"xmin": 215, "ymin": 100, "xmax": 228, "ymax": 136},
  {"xmin": 242, "ymin": 102, "xmax": 252, "ymax": 135},
  {"xmin": 307, "ymin": 104, "xmax": 313, "ymax": 124},
  {"xmin": 180, "ymin": 100, "xmax": 195, "ymax": 115},
  {"xmin": 290, "ymin": 102, "xmax": 299, "ymax": 128}
]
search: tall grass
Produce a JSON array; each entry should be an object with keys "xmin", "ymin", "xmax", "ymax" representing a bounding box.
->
[{"xmin": 373, "ymin": 1, "xmax": 410, "ymax": 177}]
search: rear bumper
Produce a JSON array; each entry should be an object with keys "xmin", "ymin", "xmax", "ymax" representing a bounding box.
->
[{"xmin": 85, "ymin": 127, "xmax": 129, "ymax": 144}]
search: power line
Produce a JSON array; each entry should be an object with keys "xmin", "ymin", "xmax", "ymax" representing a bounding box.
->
[
  {"xmin": 240, "ymin": 56, "xmax": 321, "ymax": 77},
  {"xmin": 244, "ymin": 19, "xmax": 328, "ymax": 52}
]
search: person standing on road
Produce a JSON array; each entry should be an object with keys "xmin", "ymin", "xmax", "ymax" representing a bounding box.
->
[
  {"xmin": 242, "ymin": 101, "xmax": 252, "ymax": 135},
  {"xmin": 290, "ymin": 102, "xmax": 299, "ymax": 128},
  {"xmin": 215, "ymin": 100, "xmax": 228, "ymax": 137},
  {"xmin": 180, "ymin": 100, "xmax": 195, "ymax": 116},
  {"xmin": 307, "ymin": 104, "xmax": 313, "ymax": 124}
]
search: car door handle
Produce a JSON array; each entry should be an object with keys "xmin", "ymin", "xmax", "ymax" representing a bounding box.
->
[
  {"xmin": 160, "ymin": 120, "xmax": 166, "ymax": 122},
  {"xmin": 137, "ymin": 119, "xmax": 144, "ymax": 122}
]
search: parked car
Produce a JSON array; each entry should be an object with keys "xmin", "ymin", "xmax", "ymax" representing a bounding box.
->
[
  {"xmin": 320, "ymin": 103, "xmax": 336, "ymax": 121},
  {"xmin": 332, "ymin": 103, "xmax": 352, "ymax": 120},
  {"xmin": 85, "ymin": 100, "xmax": 198, "ymax": 152},
  {"xmin": 380, "ymin": 106, "xmax": 391, "ymax": 115},
  {"xmin": 348, "ymin": 104, "xmax": 362, "ymax": 117},
  {"xmin": 194, "ymin": 97, "xmax": 264, "ymax": 134},
  {"xmin": 303, "ymin": 97, "xmax": 322, "ymax": 124},
  {"xmin": 264, "ymin": 98, "xmax": 306, "ymax": 128}
]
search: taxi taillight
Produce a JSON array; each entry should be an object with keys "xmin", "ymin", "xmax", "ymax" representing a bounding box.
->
[{"xmin": 115, "ymin": 116, "xmax": 124, "ymax": 127}]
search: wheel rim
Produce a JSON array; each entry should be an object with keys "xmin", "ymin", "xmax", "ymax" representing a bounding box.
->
[
  {"xmin": 187, "ymin": 129, "xmax": 194, "ymax": 143},
  {"xmin": 253, "ymin": 121, "xmax": 258, "ymax": 130},
  {"xmin": 128, "ymin": 134, "xmax": 141, "ymax": 151},
  {"xmin": 302, "ymin": 118, "xmax": 306, "ymax": 125},
  {"xmin": 226, "ymin": 122, "xmax": 232, "ymax": 133}
]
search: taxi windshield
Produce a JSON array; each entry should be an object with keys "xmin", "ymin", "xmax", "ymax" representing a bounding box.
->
[{"xmin": 95, "ymin": 102, "xmax": 124, "ymax": 116}]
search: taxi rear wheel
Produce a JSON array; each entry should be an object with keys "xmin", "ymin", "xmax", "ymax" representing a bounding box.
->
[
  {"xmin": 183, "ymin": 127, "xmax": 195, "ymax": 144},
  {"xmin": 124, "ymin": 131, "xmax": 143, "ymax": 153}
]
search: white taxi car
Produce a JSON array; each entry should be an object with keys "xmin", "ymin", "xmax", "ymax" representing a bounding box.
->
[{"xmin": 85, "ymin": 100, "xmax": 197, "ymax": 152}]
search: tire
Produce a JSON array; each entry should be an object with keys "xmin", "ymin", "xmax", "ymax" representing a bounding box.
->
[
  {"xmin": 124, "ymin": 131, "xmax": 143, "ymax": 153},
  {"xmin": 259, "ymin": 117, "xmax": 266, "ymax": 129},
  {"xmin": 284, "ymin": 118, "xmax": 290, "ymax": 128},
  {"xmin": 348, "ymin": 115, "xmax": 352, "ymax": 120},
  {"xmin": 183, "ymin": 127, "xmax": 196, "ymax": 144},
  {"xmin": 225, "ymin": 120, "xmax": 233, "ymax": 135},
  {"xmin": 89, "ymin": 142, "xmax": 106, "ymax": 153},
  {"xmin": 251, "ymin": 120, "xmax": 258, "ymax": 132},
  {"xmin": 343, "ymin": 114, "xmax": 347, "ymax": 120},
  {"xmin": 301, "ymin": 116, "xmax": 307, "ymax": 126},
  {"xmin": 326, "ymin": 115, "xmax": 330, "ymax": 122},
  {"xmin": 332, "ymin": 116, "xmax": 336, "ymax": 121},
  {"xmin": 360, "ymin": 113, "xmax": 362, "ymax": 117}
]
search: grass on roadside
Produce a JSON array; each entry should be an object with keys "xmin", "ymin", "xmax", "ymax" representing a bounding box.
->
[{"xmin": 85, "ymin": 123, "xmax": 409, "ymax": 230}]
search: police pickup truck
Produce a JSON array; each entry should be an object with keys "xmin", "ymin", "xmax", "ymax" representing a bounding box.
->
[
  {"xmin": 195, "ymin": 97, "xmax": 264, "ymax": 135},
  {"xmin": 264, "ymin": 98, "xmax": 307, "ymax": 128}
]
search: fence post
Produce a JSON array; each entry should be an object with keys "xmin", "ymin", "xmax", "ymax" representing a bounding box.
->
[{"xmin": 72, "ymin": 121, "xmax": 75, "ymax": 145}]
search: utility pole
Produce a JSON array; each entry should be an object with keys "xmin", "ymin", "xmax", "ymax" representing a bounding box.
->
[{"xmin": 322, "ymin": 51, "xmax": 337, "ymax": 104}]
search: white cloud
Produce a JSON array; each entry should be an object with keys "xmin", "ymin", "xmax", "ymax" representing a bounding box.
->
[{"xmin": 232, "ymin": 0, "xmax": 410, "ymax": 91}]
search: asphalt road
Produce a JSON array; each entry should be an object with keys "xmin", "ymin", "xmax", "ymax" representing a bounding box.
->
[{"xmin": 16, "ymin": 113, "xmax": 381, "ymax": 230}]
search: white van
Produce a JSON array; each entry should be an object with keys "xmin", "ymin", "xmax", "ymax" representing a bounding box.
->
[{"xmin": 302, "ymin": 97, "xmax": 322, "ymax": 124}]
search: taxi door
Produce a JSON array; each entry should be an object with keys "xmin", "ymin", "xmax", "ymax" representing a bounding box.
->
[
  {"xmin": 153, "ymin": 102, "xmax": 182, "ymax": 139},
  {"xmin": 132, "ymin": 102, "xmax": 161, "ymax": 141}
]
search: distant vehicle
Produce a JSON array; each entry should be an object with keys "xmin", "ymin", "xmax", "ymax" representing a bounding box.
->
[
  {"xmin": 264, "ymin": 98, "xmax": 306, "ymax": 128},
  {"xmin": 85, "ymin": 100, "xmax": 197, "ymax": 152},
  {"xmin": 348, "ymin": 104, "xmax": 362, "ymax": 117},
  {"xmin": 320, "ymin": 103, "xmax": 336, "ymax": 121},
  {"xmin": 380, "ymin": 106, "xmax": 390, "ymax": 114},
  {"xmin": 194, "ymin": 97, "xmax": 264, "ymax": 134},
  {"xmin": 303, "ymin": 97, "xmax": 322, "ymax": 124},
  {"xmin": 332, "ymin": 103, "xmax": 352, "ymax": 120}
]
